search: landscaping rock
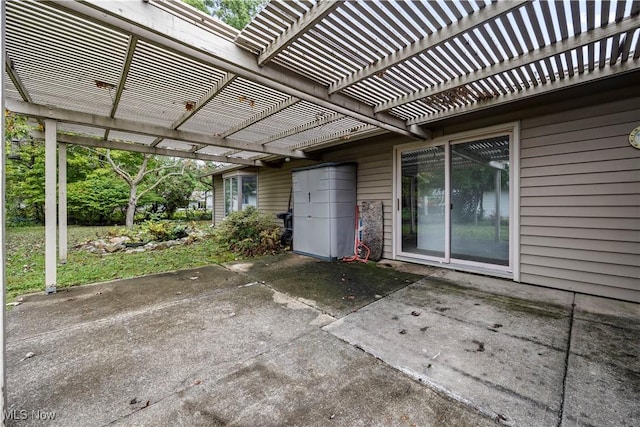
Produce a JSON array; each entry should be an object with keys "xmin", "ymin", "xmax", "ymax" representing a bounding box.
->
[
  {"xmin": 79, "ymin": 227, "xmax": 208, "ymax": 255},
  {"xmin": 124, "ymin": 242, "xmax": 145, "ymax": 248},
  {"xmin": 108, "ymin": 236, "xmax": 128, "ymax": 245},
  {"xmin": 125, "ymin": 248, "xmax": 146, "ymax": 254},
  {"xmin": 104, "ymin": 244, "xmax": 121, "ymax": 253},
  {"xmin": 154, "ymin": 242, "xmax": 169, "ymax": 251}
]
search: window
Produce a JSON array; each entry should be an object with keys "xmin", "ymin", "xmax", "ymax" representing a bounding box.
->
[
  {"xmin": 223, "ymin": 172, "xmax": 257, "ymax": 215},
  {"xmin": 395, "ymin": 125, "xmax": 518, "ymax": 275}
]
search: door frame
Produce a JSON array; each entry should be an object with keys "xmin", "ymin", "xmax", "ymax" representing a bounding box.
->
[{"xmin": 392, "ymin": 122, "xmax": 521, "ymax": 281}]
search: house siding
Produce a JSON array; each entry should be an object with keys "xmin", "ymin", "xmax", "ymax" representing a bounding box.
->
[
  {"xmin": 257, "ymin": 160, "xmax": 316, "ymax": 221},
  {"xmin": 255, "ymin": 136, "xmax": 409, "ymax": 259},
  {"xmin": 324, "ymin": 139, "xmax": 407, "ymax": 259},
  {"xmin": 212, "ymin": 95, "xmax": 639, "ymax": 302},
  {"xmin": 519, "ymin": 97, "xmax": 640, "ymax": 302},
  {"xmin": 213, "ymin": 175, "xmax": 224, "ymax": 225}
]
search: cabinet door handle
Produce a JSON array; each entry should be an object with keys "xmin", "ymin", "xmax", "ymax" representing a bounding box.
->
[{"xmin": 308, "ymin": 192, "xmax": 311, "ymax": 202}]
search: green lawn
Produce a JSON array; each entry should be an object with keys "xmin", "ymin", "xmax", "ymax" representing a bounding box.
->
[
  {"xmin": 402, "ymin": 222, "xmax": 509, "ymax": 241},
  {"xmin": 6, "ymin": 224, "xmax": 234, "ymax": 300}
]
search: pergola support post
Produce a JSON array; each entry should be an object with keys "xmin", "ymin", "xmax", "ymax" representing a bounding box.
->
[
  {"xmin": 45, "ymin": 119, "xmax": 57, "ymax": 294},
  {"xmin": 58, "ymin": 142, "xmax": 67, "ymax": 264},
  {"xmin": 1, "ymin": 0, "xmax": 8, "ymax": 417}
]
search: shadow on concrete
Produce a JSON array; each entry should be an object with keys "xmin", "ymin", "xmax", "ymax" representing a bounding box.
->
[
  {"xmin": 6, "ymin": 260, "xmax": 498, "ymax": 427},
  {"xmin": 6, "ymin": 253, "xmax": 639, "ymax": 427},
  {"xmin": 224, "ymin": 253, "xmax": 423, "ymax": 317}
]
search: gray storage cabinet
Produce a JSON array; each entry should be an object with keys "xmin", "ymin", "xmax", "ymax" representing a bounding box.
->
[{"xmin": 292, "ymin": 163, "xmax": 356, "ymax": 260}]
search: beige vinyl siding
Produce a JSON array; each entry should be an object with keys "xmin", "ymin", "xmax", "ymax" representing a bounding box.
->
[
  {"xmin": 257, "ymin": 160, "xmax": 316, "ymax": 221},
  {"xmin": 254, "ymin": 136, "xmax": 409, "ymax": 259},
  {"xmin": 213, "ymin": 175, "xmax": 224, "ymax": 225},
  {"xmin": 519, "ymin": 97, "xmax": 640, "ymax": 302},
  {"xmin": 213, "ymin": 160, "xmax": 332, "ymax": 226},
  {"xmin": 323, "ymin": 137, "xmax": 409, "ymax": 259}
]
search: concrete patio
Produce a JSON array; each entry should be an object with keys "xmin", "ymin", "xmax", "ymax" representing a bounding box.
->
[{"xmin": 6, "ymin": 253, "xmax": 639, "ymax": 426}]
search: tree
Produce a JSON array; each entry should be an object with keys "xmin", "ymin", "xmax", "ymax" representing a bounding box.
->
[
  {"xmin": 4, "ymin": 113, "xmax": 199, "ymax": 227},
  {"xmin": 105, "ymin": 151, "xmax": 186, "ymax": 228},
  {"xmin": 181, "ymin": 0, "xmax": 266, "ymax": 30},
  {"xmin": 5, "ymin": 138, "xmax": 46, "ymax": 224},
  {"xmin": 67, "ymin": 170, "xmax": 129, "ymax": 225},
  {"xmin": 183, "ymin": 0, "xmax": 214, "ymax": 14},
  {"xmin": 4, "ymin": 113, "xmax": 45, "ymax": 224},
  {"xmin": 213, "ymin": 0, "xmax": 265, "ymax": 29},
  {"xmin": 151, "ymin": 161, "xmax": 198, "ymax": 219}
]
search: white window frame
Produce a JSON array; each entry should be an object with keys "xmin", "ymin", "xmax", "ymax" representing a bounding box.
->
[
  {"xmin": 392, "ymin": 122, "xmax": 520, "ymax": 280},
  {"xmin": 222, "ymin": 171, "xmax": 258, "ymax": 216}
]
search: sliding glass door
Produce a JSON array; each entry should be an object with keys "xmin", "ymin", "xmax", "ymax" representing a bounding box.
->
[
  {"xmin": 450, "ymin": 137, "xmax": 510, "ymax": 265},
  {"xmin": 398, "ymin": 134, "xmax": 511, "ymax": 270},
  {"xmin": 400, "ymin": 146, "xmax": 446, "ymax": 257}
]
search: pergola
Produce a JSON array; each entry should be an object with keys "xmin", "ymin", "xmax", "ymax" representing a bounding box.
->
[
  {"xmin": 1, "ymin": 0, "xmax": 639, "ymax": 415},
  {"xmin": 4, "ymin": 1, "xmax": 639, "ymax": 164}
]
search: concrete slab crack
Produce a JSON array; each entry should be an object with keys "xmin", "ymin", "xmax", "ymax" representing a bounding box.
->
[{"xmin": 557, "ymin": 292, "xmax": 576, "ymax": 427}]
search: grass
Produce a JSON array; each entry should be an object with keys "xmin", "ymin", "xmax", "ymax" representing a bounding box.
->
[
  {"xmin": 402, "ymin": 222, "xmax": 509, "ymax": 241},
  {"xmin": 6, "ymin": 224, "xmax": 235, "ymax": 300}
]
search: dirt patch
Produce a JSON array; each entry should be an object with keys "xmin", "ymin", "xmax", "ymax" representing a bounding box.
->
[{"xmin": 224, "ymin": 253, "xmax": 424, "ymax": 318}]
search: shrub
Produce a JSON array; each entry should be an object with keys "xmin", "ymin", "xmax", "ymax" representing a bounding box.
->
[
  {"xmin": 67, "ymin": 174, "xmax": 128, "ymax": 225},
  {"xmin": 106, "ymin": 226, "xmax": 138, "ymax": 241},
  {"xmin": 135, "ymin": 211, "xmax": 168, "ymax": 223},
  {"xmin": 213, "ymin": 206, "xmax": 282, "ymax": 257},
  {"xmin": 173, "ymin": 209, "xmax": 212, "ymax": 221},
  {"xmin": 142, "ymin": 221, "xmax": 189, "ymax": 242},
  {"xmin": 106, "ymin": 221, "xmax": 191, "ymax": 243}
]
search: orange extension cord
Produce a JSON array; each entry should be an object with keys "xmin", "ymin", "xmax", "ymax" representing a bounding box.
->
[{"xmin": 342, "ymin": 205, "xmax": 370, "ymax": 263}]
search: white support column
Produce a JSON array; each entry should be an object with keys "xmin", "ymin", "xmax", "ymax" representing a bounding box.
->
[
  {"xmin": 1, "ymin": 0, "xmax": 8, "ymax": 418},
  {"xmin": 58, "ymin": 143, "xmax": 67, "ymax": 264},
  {"xmin": 45, "ymin": 119, "xmax": 57, "ymax": 294}
]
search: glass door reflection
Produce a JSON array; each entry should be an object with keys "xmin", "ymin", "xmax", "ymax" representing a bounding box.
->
[
  {"xmin": 401, "ymin": 146, "xmax": 446, "ymax": 258},
  {"xmin": 450, "ymin": 137, "xmax": 509, "ymax": 265}
]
